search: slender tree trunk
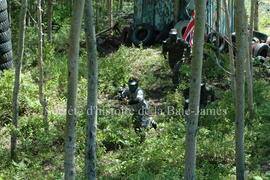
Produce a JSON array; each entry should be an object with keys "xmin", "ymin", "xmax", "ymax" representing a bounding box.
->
[
  {"xmin": 246, "ymin": 0, "xmax": 255, "ymax": 119},
  {"xmin": 108, "ymin": 0, "xmax": 113, "ymax": 29},
  {"xmin": 37, "ymin": 0, "xmax": 49, "ymax": 131},
  {"xmin": 254, "ymin": 0, "xmax": 259, "ymax": 31},
  {"xmin": 64, "ymin": 0, "xmax": 85, "ymax": 179},
  {"xmin": 216, "ymin": 0, "xmax": 220, "ymax": 34},
  {"xmin": 223, "ymin": 0, "xmax": 236, "ymax": 97},
  {"xmin": 95, "ymin": 0, "xmax": 98, "ymax": 32},
  {"xmin": 84, "ymin": 0, "xmax": 98, "ymax": 179},
  {"xmin": 174, "ymin": 0, "xmax": 180, "ymax": 23},
  {"xmin": 184, "ymin": 0, "xmax": 207, "ymax": 179},
  {"xmin": 11, "ymin": 0, "xmax": 28, "ymax": 161},
  {"xmin": 47, "ymin": 0, "xmax": 53, "ymax": 42},
  {"xmin": 234, "ymin": 0, "xmax": 247, "ymax": 179}
]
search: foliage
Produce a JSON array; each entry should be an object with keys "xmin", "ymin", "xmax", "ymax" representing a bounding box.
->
[{"xmin": 1, "ymin": 1, "xmax": 270, "ymax": 178}]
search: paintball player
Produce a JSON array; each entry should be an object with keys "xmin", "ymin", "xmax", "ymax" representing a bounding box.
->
[
  {"xmin": 162, "ymin": 28, "xmax": 191, "ymax": 87},
  {"xmin": 118, "ymin": 78, "xmax": 157, "ymax": 136},
  {"xmin": 183, "ymin": 82, "xmax": 216, "ymax": 111}
]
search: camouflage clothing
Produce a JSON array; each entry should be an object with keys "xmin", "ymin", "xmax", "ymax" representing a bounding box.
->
[
  {"xmin": 120, "ymin": 87, "xmax": 155, "ymax": 128},
  {"xmin": 121, "ymin": 87, "xmax": 148, "ymax": 113},
  {"xmin": 162, "ymin": 36, "xmax": 191, "ymax": 86},
  {"xmin": 184, "ymin": 83, "xmax": 216, "ymax": 111}
]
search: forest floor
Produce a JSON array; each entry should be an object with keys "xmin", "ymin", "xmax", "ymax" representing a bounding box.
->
[
  {"xmin": 0, "ymin": 43, "xmax": 270, "ymax": 179},
  {"xmin": 1, "ymin": 7, "xmax": 270, "ymax": 177}
]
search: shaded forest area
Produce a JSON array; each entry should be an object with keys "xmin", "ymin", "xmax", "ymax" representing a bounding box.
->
[{"xmin": 0, "ymin": 0, "xmax": 270, "ymax": 179}]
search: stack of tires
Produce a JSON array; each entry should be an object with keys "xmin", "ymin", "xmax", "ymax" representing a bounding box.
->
[{"xmin": 0, "ymin": 0, "xmax": 13, "ymax": 71}]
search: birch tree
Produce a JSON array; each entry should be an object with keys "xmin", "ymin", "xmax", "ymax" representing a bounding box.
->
[
  {"xmin": 184, "ymin": 0, "xmax": 207, "ymax": 179},
  {"xmin": 37, "ymin": 0, "xmax": 49, "ymax": 131},
  {"xmin": 11, "ymin": 0, "xmax": 28, "ymax": 161},
  {"xmin": 85, "ymin": 0, "xmax": 98, "ymax": 178},
  {"xmin": 64, "ymin": 0, "xmax": 85, "ymax": 179},
  {"xmin": 234, "ymin": 0, "xmax": 248, "ymax": 179}
]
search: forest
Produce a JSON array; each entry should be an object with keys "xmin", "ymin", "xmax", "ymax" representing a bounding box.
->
[{"xmin": 0, "ymin": 0, "xmax": 270, "ymax": 179}]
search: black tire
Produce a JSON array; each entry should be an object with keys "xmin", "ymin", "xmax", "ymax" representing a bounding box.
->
[
  {"xmin": 0, "ymin": 9, "xmax": 7, "ymax": 22},
  {"xmin": 0, "ymin": 0, "xmax": 7, "ymax": 12},
  {"xmin": 0, "ymin": 40, "xmax": 12, "ymax": 54},
  {"xmin": 0, "ymin": 59, "xmax": 13, "ymax": 71},
  {"xmin": 252, "ymin": 37, "xmax": 260, "ymax": 43},
  {"xmin": 253, "ymin": 31, "xmax": 268, "ymax": 42},
  {"xmin": 0, "ymin": 19, "xmax": 9, "ymax": 33},
  {"xmin": 155, "ymin": 23, "xmax": 173, "ymax": 43},
  {"xmin": 0, "ymin": 49, "xmax": 12, "ymax": 62},
  {"xmin": 131, "ymin": 24, "xmax": 155, "ymax": 46},
  {"xmin": 0, "ymin": 28, "xmax": 11, "ymax": 43},
  {"xmin": 254, "ymin": 43, "xmax": 269, "ymax": 57}
]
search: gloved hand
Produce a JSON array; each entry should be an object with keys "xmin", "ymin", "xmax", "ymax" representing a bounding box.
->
[{"xmin": 123, "ymin": 98, "xmax": 129, "ymax": 105}]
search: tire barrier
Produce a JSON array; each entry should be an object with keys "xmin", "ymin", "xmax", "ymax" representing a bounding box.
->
[
  {"xmin": 253, "ymin": 43, "xmax": 269, "ymax": 58},
  {"xmin": 174, "ymin": 20, "xmax": 189, "ymax": 39},
  {"xmin": 155, "ymin": 23, "xmax": 173, "ymax": 44},
  {"xmin": 131, "ymin": 24, "xmax": 155, "ymax": 46},
  {"xmin": 0, "ymin": 0, "xmax": 7, "ymax": 12},
  {"xmin": 0, "ymin": 0, "xmax": 12, "ymax": 71},
  {"xmin": 253, "ymin": 31, "xmax": 268, "ymax": 42}
]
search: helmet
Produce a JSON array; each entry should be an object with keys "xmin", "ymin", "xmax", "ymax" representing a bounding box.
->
[
  {"xmin": 201, "ymin": 81, "xmax": 206, "ymax": 87},
  {"xmin": 169, "ymin": 28, "xmax": 178, "ymax": 36},
  {"xmin": 128, "ymin": 78, "xmax": 139, "ymax": 93}
]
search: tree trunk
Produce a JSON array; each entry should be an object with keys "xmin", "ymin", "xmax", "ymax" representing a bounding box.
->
[
  {"xmin": 64, "ymin": 0, "xmax": 85, "ymax": 179},
  {"xmin": 95, "ymin": 0, "xmax": 99, "ymax": 32},
  {"xmin": 184, "ymin": 0, "xmax": 207, "ymax": 179},
  {"xmin": 11, "ymin": 0, "xmax": 28, "ymax": 161},
  {"xmin": 108, "ymin": 0, "xmax": 113, "ymax": 29},
  {"xmin": 234, "ymin": 0, "xmax": 247, "ymax": 179},
  {"xmin": 84, "ymin": 0, "xmax": 98, "ymax": 179},
  {"xmin": 37, "ymin": 0, "xmax": 49, "ymax": 131},
  {"xmin": 254, "ymin": 0, "xmax": 259, "ymax": 31},
  {"xmin": 174, "ymin": 0, "xmax": 180, "ymax": 23},
  {"xmin": 223, "ymin": 0, "xmax": 236, "ymax": 97},
  {"xmin": 247, "ymin": 0, "xmax": 255, "ymax": 119},
  {"xmin": 47, "ymin": 0, "xmax": 53, "ymax": 42}
]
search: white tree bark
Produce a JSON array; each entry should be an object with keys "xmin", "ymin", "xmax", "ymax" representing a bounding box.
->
[
  {"xmin": 184, "ymin": 0, "xmax": 207, "ymax": 179},
  {"xmin": 37, "ymin": 0, "xmax": 49, "ymax": 131},
  {"xmin": 234, "ymin": 0, "xmax": 248, "ymax": 179},
  {"xmin": 11, "ymin": 0, "xmax": 28, "ymax": 161},
  {"xmin": 84, "ymin": 0, "xmax": 98, "ymax": 179},
  {"xmin": 64, "ymin": 0, "xmax": 85, "ymax": 179}
]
